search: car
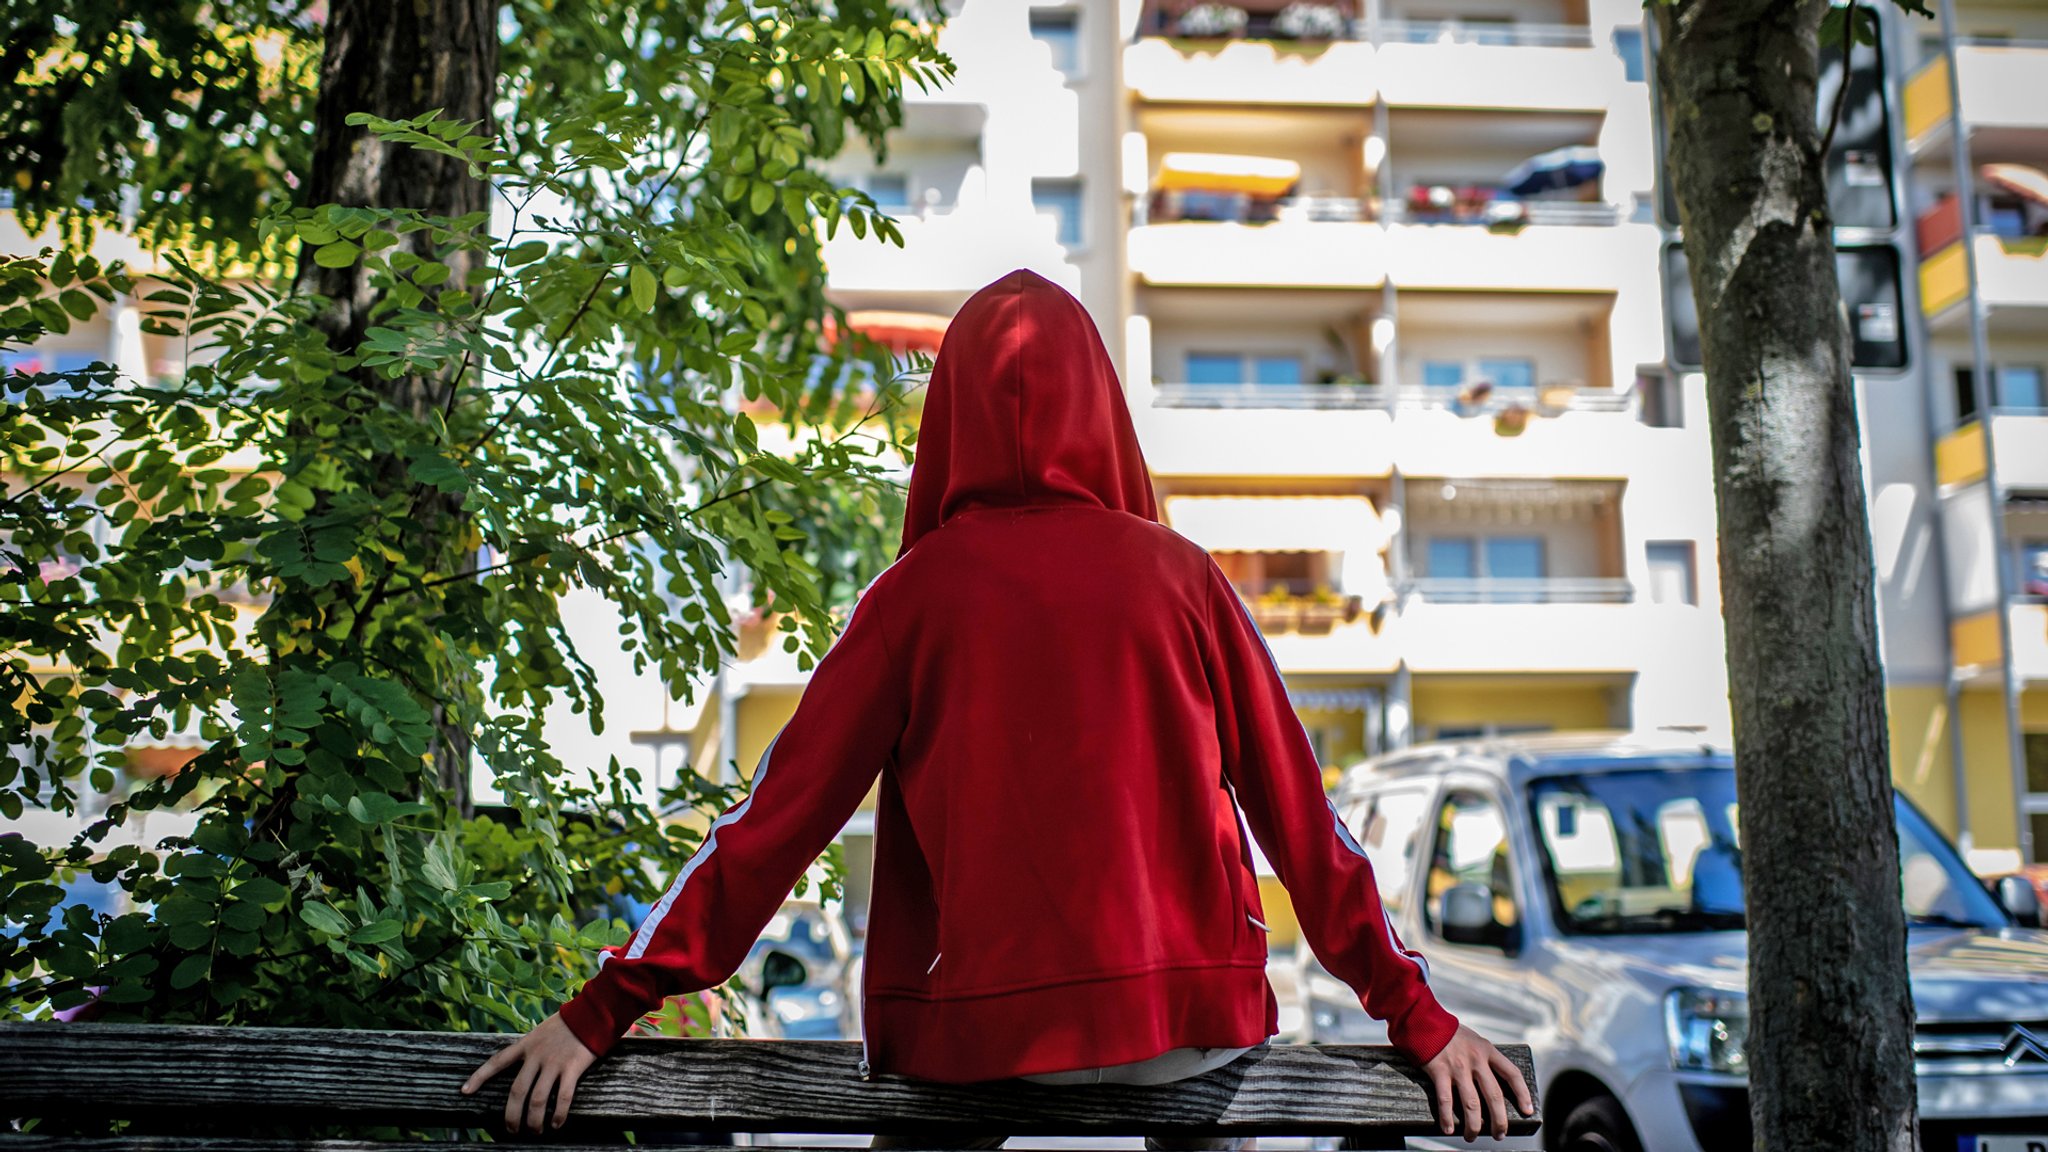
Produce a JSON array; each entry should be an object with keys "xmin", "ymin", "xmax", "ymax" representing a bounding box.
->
[
  {"xmin": 1294, "ymin": 732, "xmax": 2048, "ymax": 1152},
  {"xmin": 737, "ymin": 898, "xmax": 860, "ymax": 1040}
]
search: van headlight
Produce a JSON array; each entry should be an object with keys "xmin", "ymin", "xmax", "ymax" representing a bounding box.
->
[{"xmin": 1664, "ymin": 987, "xmax": 1749, "ymax": 1074}]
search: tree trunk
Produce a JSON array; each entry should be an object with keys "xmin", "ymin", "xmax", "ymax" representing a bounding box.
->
[
  {"xmin": 1652, "ymin": 2, "xmax": 1917, "ymax": 1149},
  {"xmin": 294, "ymin": 0, "xmax": 497, "ymax": 816}
]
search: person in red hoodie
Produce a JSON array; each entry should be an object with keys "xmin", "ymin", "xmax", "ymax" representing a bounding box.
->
[{"xmin": 465, "ymin": 269, "xmax": 1534, "ymax": 1143}]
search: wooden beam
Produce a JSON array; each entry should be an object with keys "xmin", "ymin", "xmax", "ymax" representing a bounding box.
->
[{"xmin": 0, "ymin": 1024, "xmax": 1538, "ymax": 1138}]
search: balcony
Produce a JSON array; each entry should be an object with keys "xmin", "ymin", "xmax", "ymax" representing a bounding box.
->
[
  {"xmin": 1392, "ymin": 595, "xmax": 1721, "ymax": 678},
  {"xmin": 1921, "ymin": 231, "xmax": 2048, "ymax": 324},
  {"xmin": 2015, "ymin": 601, "xmax": 2048, "ymax": 684},
  {"xmin": 1405, "ymin": 577, "xmax": 1634, "ymax": 605},
  {"xmin": 1374, "ymin": 19, "xmax": 1612, "ymax": 113},
  {"xmin": 1126, "ymin": 36, "xmax": 1374, "ymax": 107},
  {"xmin": 1904, "ymin": 42, "xmax": 2048, "ymax": 145},
  {"xmin": 820, "ymin": 202, "xmax": 1073, "ymax": 303},
  {"xmin": 1246, "ymin": 591, "xmax": 1368, "ymax": 635},
  {"xmin": 1990, "ymin": 415, "xmax": 2048, "ymax": 490},
  {"xmin": 1151, "ymin": 381, "xmax": 1633, "ymax": 413},
  {"xmin": 1129, "ymin": 218, "xmax": 1386, "ymax": 288}
]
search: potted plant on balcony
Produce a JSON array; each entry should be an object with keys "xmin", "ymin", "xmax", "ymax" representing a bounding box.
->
[
  {"xmin": 1273, "ymin": 2, "xmax": 1350, "ymax": 41},
  {"xmin": 1176, "ymin": 2, "xmax": 1250, "ymax": 38}
]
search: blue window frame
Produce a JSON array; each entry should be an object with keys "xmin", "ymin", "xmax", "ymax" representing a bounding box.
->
[
  {"xmin": 1033, "ymin": 178, "xmax": 1085, "ymax": 247},
  {"xmin": 1478, "ymin": 358, "xmax": 1536, "ymax": 392},
  {"xmin": 1427, "ymin": 538, "xmax": 1477, "ymax": 579},
  {"xmin": 1252, "ymin": 356, "xmax": 1304, "ymax": 386},
  {"xmin": 1029, "ymin": 9, "xmax": 1081, "ymax": 77},
  {"xmin": 1484, "ymin": 537, "xmax": 1546, "ymax": 580},
  {"xmin": 1423, "ymin": 361, "xmax": 1465, "ymax": 389},
  {"xmin": 1187, "ymin": 353, "xmax": 1241, "ymax": 385}
]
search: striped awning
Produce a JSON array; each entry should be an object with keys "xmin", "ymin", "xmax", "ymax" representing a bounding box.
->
[
  {"xmin": 1163, "ymin": 495, "xmax": 1387, "ymax": 554},
  {"xmin": 1155, "ymin": 152, "xmax": 1303, "ymax": 198}
]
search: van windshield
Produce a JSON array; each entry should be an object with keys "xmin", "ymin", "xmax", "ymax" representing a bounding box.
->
[{"xmin": 1528, "ymin": 765, "xmax": 2007, "ymax": 935}]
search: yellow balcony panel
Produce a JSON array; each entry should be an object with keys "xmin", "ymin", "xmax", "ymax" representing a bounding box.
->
[
  {"xmin": 1904, "ymin": 55, "xmax": 1953, "ymax": 145},
  {"xmin": 2014, "ymin": 602, "xmax": 2048, "ymax": 684},
  {"xmin": 1920, "ymin": 241, "xmax": 1970, "ymax": 318},
  {"xmin": 1375, "ymin": 30, "xmax": 1612, "ymax": 113},
  {"xmin": 1125, "ymin": 37, "xmax": 1376, "ymax": 107},
  {"xmin": 1936, "ymin": 420, "xmax": 1988, "ymax": 488},
  {"xmin": 1955, "ymin": 44, "xmax": 2048, "ymax": 132},
  {"xmin": 1991, "ymin": 415, "xmax": 2048, "ymax": 491},
  {"xmin": 1385, "ymin": 219, "xmax": 1636, "ymax": 292},
  {"xmin": 1129, "ymin": 220, "xmax": 1386, "ymax": 289},
  {"xmin": 1952, "ymin": 608, "xmax": 2004, "ymax": 671},
  {"xmin": 1974, "ymin": 232, "xmax": 2048, "ymax": 313}
]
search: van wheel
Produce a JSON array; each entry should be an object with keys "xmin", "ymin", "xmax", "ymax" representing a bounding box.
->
[{"xmin": 1554, "ymin": 1095, "xmax": 1643, "ymax": 1152}]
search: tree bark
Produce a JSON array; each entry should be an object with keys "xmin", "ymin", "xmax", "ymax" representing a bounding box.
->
[
  {"xmin": 294, "ymin": 0, "xmax": 498, "ymax": 816},
  {"xmin": 1652, "ymin": 2, "xmax": 1917, "ymax": 1149}
]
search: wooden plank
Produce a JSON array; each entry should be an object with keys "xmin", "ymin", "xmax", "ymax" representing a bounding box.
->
[{"xmin": 0, "ymin": 1024, "xmax": 1538, "ymax": 1138}]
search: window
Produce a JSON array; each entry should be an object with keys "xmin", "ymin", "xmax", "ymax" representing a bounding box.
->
[
  {"xmin": 1032, "ymin": 177, "xmax": 1084, "ymax": 247},
  {"xmin": 863, "ymin": 172, "xmax": 909, "ymax": 209},
  {"xmin": 1188, "ymin": 353, "xmax": 1241, "ymax": 386},
  {"xmin": 2025, "ymin": 732, "xmax": 2048, "ymax": 795},
  {"xmin": 1350, "ymin": 787, "xmax": 1432, "ymax": 914},
  {"xmin": 1185, "ymin": 352, "xmax": 1303, "ymax": 387},
  {"xmin": 1955, "ymin": 365, "xmax": 1981, "ymax": 424},
  {"xmin": 1636, "ymin": 367, "xmax": 1681, "ymax": 428},
  {"xmin": 1955, "ymin": 364, "xmax": 2047, "ymax": 419},
  {"xmin": 1420, "ymin": 357, "xmax": 1535, "ymax": 393},
  {"xmin": 1485, "ymin": 537, "xmax": 1545, "ymax": 580},
  {"xmin": 1426, "ymin": 537, "xmax": 1477, "ymax": 579},
  {"xmin": 1422, "ymin": 361, "xmax": 1465, "ymax": 389},
  {"xmin": 1613, "ymin": 27, "xmax": 1647, "ymax": 82},
  {"xmin": 1477, "ymin": 358, "xmax": 1535, "ymax": 392},
  {"xmin": 2001, "ymin": 364, "xmax": 2045, "ymax": 411},
  {"xmin": 2021, "ymin": 541, "xmax": 2048, "ymax": 599},
  {"xmin": 1424, "ymin": 790, "xmax": 1518, "ymax": 947},
  {"xmin": 1029, "ymin": 9, "xmax": 1081, "ymax": 78},
  {"xmin": 1647, "ymin": 541, "xmax": 1698, "ymax": 606}
]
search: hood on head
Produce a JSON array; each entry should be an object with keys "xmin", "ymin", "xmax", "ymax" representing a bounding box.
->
[{"xmin": 898, "ymin": 269, "xmax": 1157, "ymax": 556}]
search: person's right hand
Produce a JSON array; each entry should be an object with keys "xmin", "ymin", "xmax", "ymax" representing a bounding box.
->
[{"xmin": 1419, "ymin": 1023, "xmax": 1535, "ymax": 1141}]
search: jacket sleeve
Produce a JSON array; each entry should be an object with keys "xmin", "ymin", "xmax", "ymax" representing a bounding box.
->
[
  {"xmin": 558, "ymin": 584, "xmax": 906, "ymax": 1057},
  {"xmin": 1199, "ymin": 561, "xmax": 1460, "ymax": 1064}
]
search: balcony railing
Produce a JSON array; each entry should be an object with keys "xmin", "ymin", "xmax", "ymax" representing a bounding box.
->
[
  {"xmin": 1404, "ymin": 577, "xmax": 1635, "ymax": 604},
  {"xmin": 1152, "ymin": 381, "xmax": 1636, "ymax": 413},
  {"xmin": 1144, "ymin": 194, "xmax": 1372, "ymax": 226},
  {"xmin": 1244, "ymin": 592, "xmax": 1367, "ymax": 635},
  {"xmin": 1385, "ymin": 199, "xmax": 1622, "ymax": 227},
  {"xmin": 1376, "ymin": 19, "xmax": 1595, "ymax": 48}
]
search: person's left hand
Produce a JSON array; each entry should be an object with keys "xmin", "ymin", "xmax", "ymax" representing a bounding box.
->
[{"xmin": 461, "ymin": 1011, "xmax": 598, "ymax": 1134}]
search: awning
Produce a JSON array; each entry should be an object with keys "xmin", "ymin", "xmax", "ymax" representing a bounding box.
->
[
  {"xmin": 1981, "ymin": 162, "xmax": 2048, "ymax": 210},
  {"xmin": 1163, "ymin": 495, "xmax": 1387, "ymax": 553},
  {"xmin": 822, "ymin": 310, "xmax": 950, "ymax": 355},
  {"xmin": 847, "ymin": 310, "xmax": 949, "ymax": 354},
  {"xmin": 1155, "ymin": 152, "xmax": 1302, "ymax": 198}
]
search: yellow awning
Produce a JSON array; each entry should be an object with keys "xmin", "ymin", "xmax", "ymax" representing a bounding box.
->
[
  {"xmin": 1155, "ymin": 152, "xmax": 1302, "ymax": 197},
  {"xmin": 1163, "ymin": 495, "xmax": 1385, "ymax": 553}
]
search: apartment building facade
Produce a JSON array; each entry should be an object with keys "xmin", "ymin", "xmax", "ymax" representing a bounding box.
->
[{"xmin": 1886, "ymin": 0, "xmax": 2048, "ymax": 869}]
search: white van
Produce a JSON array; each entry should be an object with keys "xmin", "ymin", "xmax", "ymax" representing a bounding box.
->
[{"xmin": 1296, "ymin": 733, "xmax": 2048, "ymax": 1152}]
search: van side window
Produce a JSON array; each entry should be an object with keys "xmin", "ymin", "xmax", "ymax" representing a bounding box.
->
[
  {"xmin": 1352, "ymin": 787, "xmax": 1431, "ymax": 914},
  {"xmin": 1424, "ymin": 790, "xmax": 1520, "ymax": 943}
]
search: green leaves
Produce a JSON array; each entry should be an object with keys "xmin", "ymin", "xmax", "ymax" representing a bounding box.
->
[{"xmin": 3, "ymin": 0, "xmax": 940, "ymax": 1045}]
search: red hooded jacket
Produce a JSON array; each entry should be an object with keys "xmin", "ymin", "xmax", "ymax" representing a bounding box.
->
[{"xmin": 559, "ymin": 269, "xmax": 1459, "ymax": 1081}]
